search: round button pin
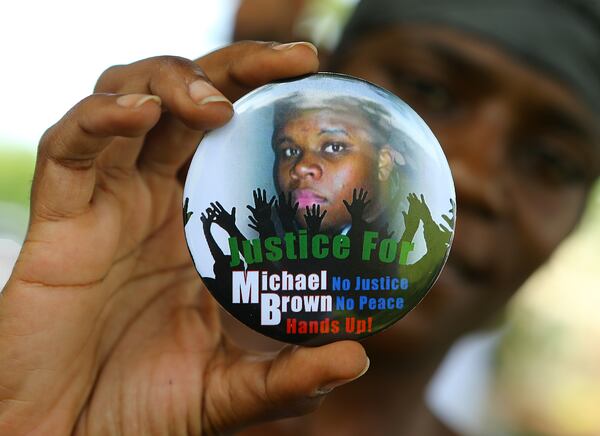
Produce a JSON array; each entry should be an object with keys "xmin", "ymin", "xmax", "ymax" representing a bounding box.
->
[{"xmin": 183, "ymin": 73, "xmax": 455, "ymax": 346}]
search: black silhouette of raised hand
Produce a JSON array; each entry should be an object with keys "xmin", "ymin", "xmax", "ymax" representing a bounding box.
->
[
  {"xmin": 247, "ymin": 188, "xmax": 276, "ymax": 237},
  {"xmin": 183, "ymin": 197, "xmax": 193, "ymax": 226},
  {"xmin": 275, "ymin": 191, "xmax": 299, "ymax": 232},
  {"xmin": 211, "ymin": 201, "xmax": 238, "ymax": 235},
  {"xmin": 200, "ymin": 206, "xmax": 217, "ymax": 230},
  {"xmin": 343, "ymin": 188, "xmax": 371, "ymax": 223},
  {"xmin": 304, "ymin": 204, "xmax": 327, "ymax": 234},
  {"xmin": 201, "ymin": 206, "xmax": 226, "ymax": 266}
]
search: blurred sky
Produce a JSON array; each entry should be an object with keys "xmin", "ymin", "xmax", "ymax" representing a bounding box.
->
[{"xmin": 0, "ymin": 0, "xmax": 239, "ymax": 150}]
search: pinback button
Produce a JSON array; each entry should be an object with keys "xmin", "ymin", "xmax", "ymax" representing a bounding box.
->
[{"xmin": 183, "ymin": 72, "xmax": 455, "ymax": 346}]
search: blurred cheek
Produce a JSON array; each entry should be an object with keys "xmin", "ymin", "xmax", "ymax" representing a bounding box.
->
[{"xmin": 509, "ymin": 179, "xmax": 585, "ymax": 264}]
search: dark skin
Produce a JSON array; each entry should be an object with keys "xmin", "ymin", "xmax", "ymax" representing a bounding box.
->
[
  {"xmin": 0, "ymin": 23, "xmax": 597, "ymax": 436},
  {"xmin": 336, "ymin": 25, "xmax": 599, "ymax": 356},
  {"xmin": 0, "ymin": 42, "xmax": 370, "ymax": 435},
  {"xmin": 240, "ymin": 25, "xmax": 599, "ymax": 435},
  {"xmin": 274, "ymin": 109, "xmax": 393, "ymax": 232}
]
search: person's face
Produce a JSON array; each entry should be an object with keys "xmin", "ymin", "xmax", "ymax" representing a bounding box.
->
[
  {"xmin": 274, "ymin": 109, "xmax": 384, "ymax": 231},
  {"xmin": 334, "ymin": 25, "xmax": 599, "ymax": 354}
]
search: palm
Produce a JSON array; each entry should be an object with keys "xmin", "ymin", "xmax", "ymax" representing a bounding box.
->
[
  {"xmin": 22, "ymin": 149, "xmax": 216, "ymax": 431},
  {"xmin": 74, "ymin": 268, "xmax": 221, "ymax": 434},
  {"xmin": 83, "ymin": 184, "xmax": 240, "ymax": 434}
]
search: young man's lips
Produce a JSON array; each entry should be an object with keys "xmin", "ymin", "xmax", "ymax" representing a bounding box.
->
[{"xmin": 293, "ymin": 189, "xmax": 327, "ymax": 208}]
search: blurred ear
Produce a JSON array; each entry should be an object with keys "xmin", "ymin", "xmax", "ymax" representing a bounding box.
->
[{"xmin": 378, "ymin": 146, "xmax": 394, "ymax": 181}]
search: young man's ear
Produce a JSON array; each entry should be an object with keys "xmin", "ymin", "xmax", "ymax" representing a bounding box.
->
[
  {"xmin": 377, "ymin": 145, "xmax": 394, "ymax": 182},
  {"xmin": 378, "ymin": 146, "xmax": 395, "ymax": 181},
  {"xmin": 378, "ymin": 146, "xmax": 406, "ymax": 181}
]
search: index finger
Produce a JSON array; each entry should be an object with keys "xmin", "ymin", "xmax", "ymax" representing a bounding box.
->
[{"xmin": 31, "ymin": 93, "xmax": 162, "ymax": 220}]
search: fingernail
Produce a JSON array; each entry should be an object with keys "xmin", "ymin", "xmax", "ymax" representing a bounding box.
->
[
  {"xmin": 313, "ymin": 357, "xmax": 370, "ymax": 396},
  {"xmin": 117, "ymin": 94, "xmax": 162, "ymax": 108},
  {"xmin": 273, "ymin": 41, "xmax": 318, "ymax": 56},
  {"xmin": 189, "ymin": 80, "xmax": 232, "ymax": 106}
]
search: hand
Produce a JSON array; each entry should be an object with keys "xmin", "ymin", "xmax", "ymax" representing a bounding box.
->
[
  {"xmin": 406, "ymin": 193, "xmax": 432, "ymax": 223},
  {"xmin": 402, "ymin": 193, "xmax": 427, "ymax": 229},
  {"xmin": 0, "ymin": 42, "xmax": 368, "ymax": 435},
  {"xmin": 210, "ymin": 201, "xmax": 237, "ymax": 234},
  {"xmin": 275, "ymin": 191, "xmax": 299, "ymax": 231},
  {"xmin": 343, "ymin": 188, "xmax": 371, "ymax": 220},
  {"xmin": 200, "ymin": 206, "xmax": 217, "ymax": 229},
  {"xmin": 247, "ymin": 188, "xmax": 275, "ymax": 232},
  {"xmin": 184, "ymin": 197, "xmax": 193, "ymax": 226},
  {"xmin": 439, "ymin": 198, "xmax": 456, "ymax": 234},
  {"xmin": 432, "ymin": 198, "xmax": 455, "ymax": 247},
  {"xmin": 304, "ymin": 204, "xmax": 327, "ymax": 234}
]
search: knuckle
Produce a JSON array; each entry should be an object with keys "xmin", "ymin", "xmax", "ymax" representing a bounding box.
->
[
  {"xmin": 37, "ymin": 95, "xmax": 99, "ymax": 167},
  {"xmin": 156, "ymin": 54, "xmax": 189, "ymax": 67},
  {"xmin": 95, "ymin": 63, "xmax": 126, "ymax": 92},
  {"xmin": 155, "ymin": 55, "xmax": 204, "ymax": 76},
  {"xmin": 38, "ymin": 115, "xmax": 76, "ymax": 157},
  {"xmin": 38, "ymin": 127, "xmax": 94, "ymax": 171},
  {"xmin": 39, "ymin": 123, "xmax": 58, "ymax": 149}
]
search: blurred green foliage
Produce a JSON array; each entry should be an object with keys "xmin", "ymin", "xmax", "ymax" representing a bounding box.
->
[{"xmin": 0, "ymin": 146, "xmax": 35, "ymax": 208}]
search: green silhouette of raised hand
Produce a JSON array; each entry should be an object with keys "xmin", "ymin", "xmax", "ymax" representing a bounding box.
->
[
  {"xmin": 183, "ymin": 197, "xmax": 193, "ymax": 226},
  {"xmin": 401, "ymin": 193, "xmax": 423, "ymax": 242},
  {"xmin": 431, "ymin": 199, "xmax": 455, "ymax": 249}
]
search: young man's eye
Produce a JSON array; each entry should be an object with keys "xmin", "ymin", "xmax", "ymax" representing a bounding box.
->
[
  {"xmin": 389, "ymin": 71, "xmax": 458, "ymax": 117},
  {"xmin": 282, "ymin": 147, "xmax": 300, "ymax": 158},
  {"xmin": 323, "ymin": 142, "xmax": 347, "ymax": 153},
  {"xmin": 513, "ymin": 141, "xmax": 587, "ymax": 187}
]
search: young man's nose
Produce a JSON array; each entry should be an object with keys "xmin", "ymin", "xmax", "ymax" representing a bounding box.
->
[
  {"xmin": 290, "ymin": 152, "xmax": 323, "ymax": 180},
  {"xmin": 443, "ymin": 99, "xmax": 513, "ymax": 219}
]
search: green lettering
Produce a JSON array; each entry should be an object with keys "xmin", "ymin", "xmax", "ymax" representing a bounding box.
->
[
  {"xmin": 312, "ymin": 234, "xmax": 329, "ymax": 259},
  {"xmin": 362, "ymin": 231, "xmax": 379, "ymax": 260},
  {"xmin": 228, "ymin": 237, "xmax": 241, "ymax": 267},
  {"xmin": 332, "ymin": 235, "xmax": 350, "ymax": 259},
  {"xmin": 265, "ymin": 236, "xmax": 283, "ymax": 262}
]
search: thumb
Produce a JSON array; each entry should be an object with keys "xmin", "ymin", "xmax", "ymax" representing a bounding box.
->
[{"xmin": 203, "ymin": 340, "xmax": 369, "ymax": 433}]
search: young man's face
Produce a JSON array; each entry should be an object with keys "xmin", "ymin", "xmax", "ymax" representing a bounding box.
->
[
  {"xmin": 273, "ymin": 109, "xmax": 382, "ymax": 231},
  {"xmin": 335, "ymin": 25, "xmax": 599, "ymax": 353}
]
